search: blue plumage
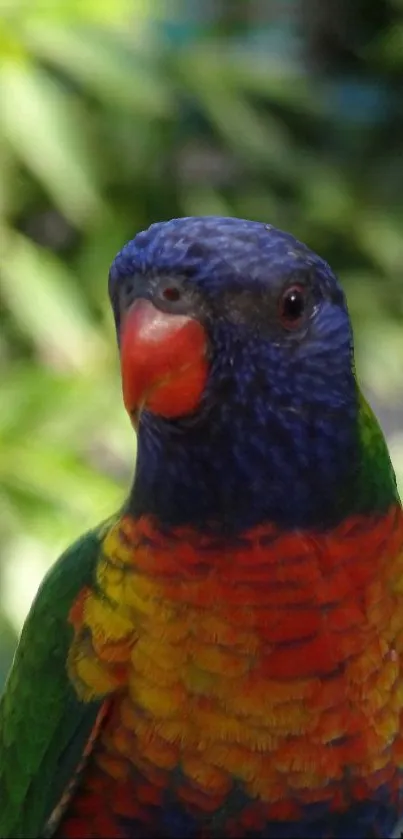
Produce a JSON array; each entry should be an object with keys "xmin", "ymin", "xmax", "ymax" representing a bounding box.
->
[{"xmin": 109, "ymin": 217, "xmax": 363, "ymax": 533}]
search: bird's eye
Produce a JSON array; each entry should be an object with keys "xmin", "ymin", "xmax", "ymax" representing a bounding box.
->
[
  {"xmin": 278, "ymin": 284, "xmax": 307, "ymax": 330},
  {"xmin": 161, "ymin": 286, "xmax": 181, "ymax": 302}
]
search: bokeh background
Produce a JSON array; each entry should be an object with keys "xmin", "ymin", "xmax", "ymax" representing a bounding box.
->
[{"xmin": 1, "ymin": 0, "xmax": 403, "ymax": 686}]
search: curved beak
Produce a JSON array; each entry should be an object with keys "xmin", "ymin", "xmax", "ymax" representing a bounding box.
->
[{"xmin": 120, "ymin": 299, "xmax": 208, "ymax": 420}]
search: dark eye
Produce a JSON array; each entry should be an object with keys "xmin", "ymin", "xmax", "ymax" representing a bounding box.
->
[
  {"xmin": 161, "ymin": 286, "xmax": 181, "ymax": 302},
  {"xmin": 278, "ymin": 284, "xmax": 307, "ymax": 330}
]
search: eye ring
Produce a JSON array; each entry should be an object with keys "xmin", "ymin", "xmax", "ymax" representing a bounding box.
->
[{"xmin": 278, "ymin": 284, "xmax": 307, "ymax": 330}]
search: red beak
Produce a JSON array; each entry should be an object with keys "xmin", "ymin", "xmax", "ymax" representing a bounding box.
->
[{"xmin": 120, "ymin": 299, "xmax": 208, "ymax": 420}]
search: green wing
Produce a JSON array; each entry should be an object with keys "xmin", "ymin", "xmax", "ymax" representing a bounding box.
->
[{"xmin": 0, "ymin": 523, "xmax": 112, "ymax": 839}]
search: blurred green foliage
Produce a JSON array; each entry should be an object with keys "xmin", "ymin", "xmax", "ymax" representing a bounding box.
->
[{"xmin": 0, "ymin": 0, "xmax": 402, "ymax": 683}]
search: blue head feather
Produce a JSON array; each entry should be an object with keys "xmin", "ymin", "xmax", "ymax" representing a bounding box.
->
[{"xmin": 109, "ymin": 216, "xmax": 369, "ymax": 534}]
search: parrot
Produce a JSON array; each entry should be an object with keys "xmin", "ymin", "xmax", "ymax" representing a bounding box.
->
[{"xmin": 1, "ymin": 215, "xmax": 403, "ymax": 839}]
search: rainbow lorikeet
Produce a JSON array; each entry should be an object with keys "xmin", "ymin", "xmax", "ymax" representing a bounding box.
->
[{"xmin": 1, "ymin": 216, "xmax": 403, "ymax": 839}]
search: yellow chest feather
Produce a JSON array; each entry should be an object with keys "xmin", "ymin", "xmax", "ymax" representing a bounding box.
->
[{"xmin": 67, "ymin": 515, "xmax": 403, "ymax": 801}]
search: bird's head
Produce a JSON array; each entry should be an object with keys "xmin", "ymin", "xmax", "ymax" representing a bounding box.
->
[
  {"xmin": 109, "ymin": 216, "xmax": 352, "ymax": 424},
  {"xmin": 108, "ymin": 216, "xmax": 393, "ymax": 532}
]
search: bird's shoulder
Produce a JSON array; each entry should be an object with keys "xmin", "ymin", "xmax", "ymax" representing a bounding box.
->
[{"xmin": 0, "ymin": 516, "xmax": 117, "ymax": 838}]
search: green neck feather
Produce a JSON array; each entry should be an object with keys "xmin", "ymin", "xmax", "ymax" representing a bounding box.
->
[{"xmin": 355, "ymin": 388, "xmax": 400, "ymax": 513}]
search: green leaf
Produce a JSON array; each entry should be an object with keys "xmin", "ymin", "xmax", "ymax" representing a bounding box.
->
[
  {"xmin": 176, "ymin": 45, "xmax": 299, "ymax": 177},
  {"xmin": 0, "ymin": 441, "xmax": 123, "ymax": 517},
  {"xmin": 24, "ymin": 23, "xmax": 173, "ymax": 116},
  {"xmin": 0, "ymin": 230, "xmax": 107, "ymax": 367},
  {"xmin": 0, "ymin": 0, "xmax": 147, "ymax": 27},
  {"xmin": 227, "ymin": 52, "xmax": 322, "ymax": 116},
  {"xmin": 0, "ymin": 63, "xmax": 102, "ymax": 223}
]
